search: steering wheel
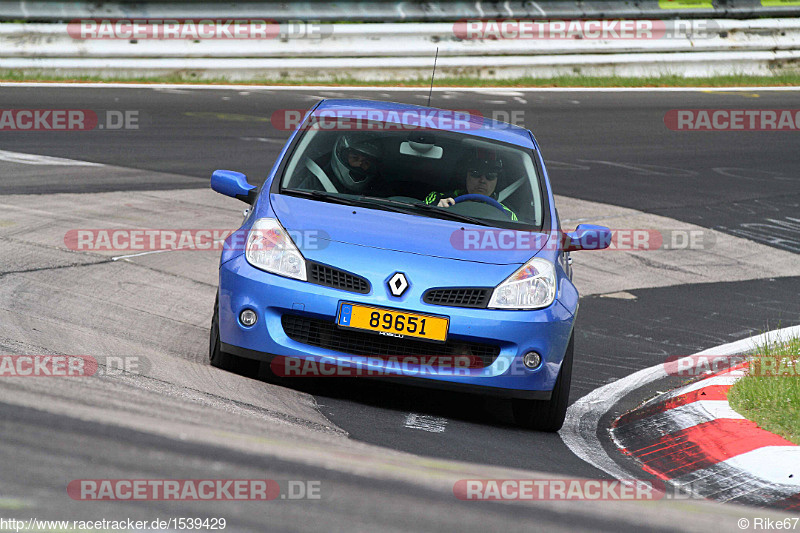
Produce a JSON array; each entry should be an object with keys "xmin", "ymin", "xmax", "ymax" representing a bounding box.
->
[{"xmin": 453, "ymin": 194, "xmax": 511, "ymax": 218}]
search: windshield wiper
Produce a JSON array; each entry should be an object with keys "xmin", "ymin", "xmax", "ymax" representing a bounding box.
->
[
  {"xmin": 282, "ymin": 189, "xmax": 418, "ymax": 215},
  {"xmin": 358, "ymin": 197, "xmax": 490, "ymax": 226},
  {"xmin": 281, "ymin": 189, "xmax": 489, "ymax": 226},
  {"xmin": 281, "ymin": 188, "xmax": 362, "ymax": 207}
]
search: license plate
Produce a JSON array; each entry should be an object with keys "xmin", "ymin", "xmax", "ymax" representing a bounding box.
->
[{"xmin": 337, "ymin": 303, "xmax": 449, "ymax": 342}]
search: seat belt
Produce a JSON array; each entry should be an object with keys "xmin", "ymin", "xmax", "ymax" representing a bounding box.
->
[
  {"xmin": 497, "ymin": 178, "xmax": 524, "ymax": 203},
  {"xmin": 304, "ymin": 158, "xmax": 338, "ymax": 193}
]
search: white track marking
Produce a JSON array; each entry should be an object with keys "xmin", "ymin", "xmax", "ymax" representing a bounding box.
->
[
  {"xmin": 722, "ymin": 447, "xmax": 800, "ymax": 486},
  {"xmin": 666, "ymin": 400, "xmax": 746, "ymax": 426},
  {"xmin": 669, "ymin": 461, "xmax": 800, "ymax": 505},
  {"xmin": 662, "ymin": 374, "xmax": 742, "ymax": 398},
  {"xmin": 479, "ymin": 91, "xmax": 526, "ymax": 97},
  {"xmin": 152, "ymin": 87, "xmax": 193, "ymax": 94},
  {"xmin": 599, "ymin": 291, "xmax": 637, "ymax": 300},
  {"xmin": 239, "ymin": 136, "xmax": 286, "ymax": 144},
  {"xmin": 560, "ymin": 324, "xmax": 800, "ymax": 483},
  {"xmin": 111, "ymin": 249, "xmax": 175, "ymax": 261},
  {"xmin": 0, "ymin": 150, "xmax": 103, "ymax": 167},
  {"xmin": 578, "ymin": 159, "xmax": 698, "ymax": 176},
  {"xmin": 404, "ymin": 413, "xmax": 448, "ymax": 433},
  {"xmin": 111, "ymin": 238, "xmax": 228, "ymax": 261},
  {"xmin": 614, "ymin": 401, "xmax": 746, "ymax": 439},
  {"xmin": 1, "ymin": 83, "xmax": 799, "ymax": 93}
]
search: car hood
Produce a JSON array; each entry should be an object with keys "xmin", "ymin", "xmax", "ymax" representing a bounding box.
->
[{"xmin": 270, "ymin": 194, "xmax": 546, "ymax": 265}]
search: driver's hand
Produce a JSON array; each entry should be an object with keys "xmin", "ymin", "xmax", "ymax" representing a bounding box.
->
[{"xmin": 437, "ymin": 198, "xmax": 455, "ymax": 208}]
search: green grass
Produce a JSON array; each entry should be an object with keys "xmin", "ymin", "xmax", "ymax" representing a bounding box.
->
[
  {"xmin": 728, "ymin": 334, "xmax": 800, "ymax": 445},
  {"xmin": 1, "ymin": 71, "xmax": 799, "ymax": 87}
]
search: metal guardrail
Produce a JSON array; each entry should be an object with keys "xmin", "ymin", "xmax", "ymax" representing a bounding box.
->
[
  {"xmin": 4, "ymin": 51, "xmax": 799, "ymax": 81},
  {"xmin": 2, "ymin": 19, "xmax": 798, "ymax": 57},
  {"xmin": 1, "ymin": 1, "xmax": 799, "ymax": 22},
  {"xmin": 2, "ymin": 18, "xmax": 799, "ymax": 80}
]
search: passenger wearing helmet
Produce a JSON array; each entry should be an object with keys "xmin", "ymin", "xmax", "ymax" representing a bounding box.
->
[
  {"xmin": 328, "ymin": 134, "xmax": 383, "ymax": 194},
  {"xmin": 299, "ymin": 133, "xmax": 384, "ymax": 195},
  {"xmin": 424, "ymin": 151, "xmax": 518, "ymax": 221}
]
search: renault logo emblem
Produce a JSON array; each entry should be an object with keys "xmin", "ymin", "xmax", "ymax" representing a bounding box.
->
[{"xmin": 387, "ymin": 272, "xmax": 409, "ymax": 297}]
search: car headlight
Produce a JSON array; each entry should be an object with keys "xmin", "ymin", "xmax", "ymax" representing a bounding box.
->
[
  {"xmin": 245, "ymin": 218, "xmax": 307, "ymax": 281},
  {"xmin": 488, "ymin": 258, "xmax": 556, "ymax": 310}
]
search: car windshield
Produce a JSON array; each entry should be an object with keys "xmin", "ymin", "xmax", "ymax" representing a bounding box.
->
[{"xmin": 279, "ymin": 117, "xmax": 545, "ymax": 230}]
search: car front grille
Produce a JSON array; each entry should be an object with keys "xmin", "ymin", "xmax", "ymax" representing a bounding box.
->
[
  {"xmin": 281, "ymin": 315, "xmax": 500, "ymax": 368},
  {"xmin": 307, "ymin": 262, "xmax": 370, "ymax": 294},
  {"xmin": 423, "ymin": 287, "xmax": 492, "ymax": 308}
]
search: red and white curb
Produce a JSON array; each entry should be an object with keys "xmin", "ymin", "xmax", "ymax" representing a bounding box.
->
[
  {"xmin": 612, "ymin": 363, "xmax": 800, "ymax": 510},
  {"xmin": 560, "ymin": 324, "xmax": 800, "ymax": 510}
]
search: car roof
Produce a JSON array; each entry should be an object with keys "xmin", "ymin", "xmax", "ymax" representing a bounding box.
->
[{"xmin": 313, "ymin": 98, "xmax": 537, "ymax": 149}]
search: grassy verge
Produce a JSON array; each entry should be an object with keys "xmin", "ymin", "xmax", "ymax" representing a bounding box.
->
[
  {"xmin": 727, "ymin": 334, "xmax": 800, "ymax": 445},
  {"xmin": 1, "ymin": 71, "xmax": 799, "ymax": 87}
]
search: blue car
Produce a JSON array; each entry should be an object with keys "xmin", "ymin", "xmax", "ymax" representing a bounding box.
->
[{"xmin": 209, "ymin": 99, "xmax": 610, "ymax": 431}]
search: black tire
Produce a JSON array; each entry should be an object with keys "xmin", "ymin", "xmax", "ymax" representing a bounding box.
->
[
  {"xmin": 209, "ymin": 294, "xmax": 259, "ymax": 378},
  {"xmin": 511, "ymin": 331, "xmax": 574, "ymax": 432}
]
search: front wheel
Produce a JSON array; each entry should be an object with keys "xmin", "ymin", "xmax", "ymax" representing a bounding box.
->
[
  {"xmin": 209, "ymin": 294, "xmax": 259, "ymax": 378},
  {"xmin": 511, "ymin": 332, "xmax": 574, "ymax": 432}
]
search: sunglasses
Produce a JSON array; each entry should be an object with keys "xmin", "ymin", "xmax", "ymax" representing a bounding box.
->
[{"xmin": 467, "ymin": 169, "xmax": 499, "ymax": 181}]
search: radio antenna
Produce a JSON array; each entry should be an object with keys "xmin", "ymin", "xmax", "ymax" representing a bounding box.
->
[{"xmin": 427, "ymin": 47, "xmax": 439, "ymax": 107}]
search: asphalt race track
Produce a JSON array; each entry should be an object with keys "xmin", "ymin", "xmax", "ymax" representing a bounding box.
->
[{"xmin": 0, "ymin": 84, "xmax": 798, "ymax": 531}]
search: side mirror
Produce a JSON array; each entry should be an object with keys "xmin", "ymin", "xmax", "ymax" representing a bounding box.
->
[
  {"xmin": 563, "ymin": 224, "xmax": 612, "ymax": 252},
  {"xmin": 211, "ymin": 170, "xmax": 258, "ymax": 204}
]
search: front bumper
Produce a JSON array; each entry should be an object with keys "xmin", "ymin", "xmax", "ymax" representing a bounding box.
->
[{"xmin": 218, "ymin": 254, "xmax": 576, "ymax": 399}]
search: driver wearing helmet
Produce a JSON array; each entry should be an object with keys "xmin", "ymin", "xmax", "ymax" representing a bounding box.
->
[
  {"xmin": 424, "ymin": 151, "xmax": 518, "ymax": 221},
  {"xmin": 328, "ymin": 133, "xmax": 383, "ymax": 194}
]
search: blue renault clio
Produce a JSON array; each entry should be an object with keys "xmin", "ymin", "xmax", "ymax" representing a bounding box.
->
[{"xmin": 209, "ymin": 99, "xmax": 610, "ymax": 431}]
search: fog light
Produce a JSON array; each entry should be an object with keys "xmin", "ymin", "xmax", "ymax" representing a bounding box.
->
[
  {"xmin": 523, "ymin": 351, "xmax": 542, "ymax": 369},
  {"xmin": 239, "ymin": 309, "xmax": 257, "ymax": 327}
]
